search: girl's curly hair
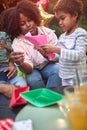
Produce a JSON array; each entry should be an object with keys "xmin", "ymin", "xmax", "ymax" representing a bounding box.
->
[{"xmin": 54, "ymin": 0, "xmax": 83, "ymax": 22}]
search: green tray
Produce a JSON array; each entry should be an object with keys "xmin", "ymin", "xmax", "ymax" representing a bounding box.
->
[{"xmin": 20, "ymin": 88, "xmax": 64, "ymax": 107}]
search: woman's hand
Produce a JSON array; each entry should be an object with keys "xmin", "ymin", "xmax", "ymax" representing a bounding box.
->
[
  {"xmin": 10, "ymin": 52, "xmax": 24, "ymax": 66},
  {"xmin": 37, "ymin": 47, "xmax": 47, "ymax": 57}
]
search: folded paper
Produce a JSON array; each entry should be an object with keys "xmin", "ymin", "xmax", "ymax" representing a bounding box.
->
[
  {"xmin": 9, "ymin": 86, "xmax": 30, "ymax": 108},
  {"xmin": 25, "ymin": 32, "xmax": 55, "ymax": 60},
  {"xmin": 25, "ymin": 32, "xmax": 47, "ymax": 49}
]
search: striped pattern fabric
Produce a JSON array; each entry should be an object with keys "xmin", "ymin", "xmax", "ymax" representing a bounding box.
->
[{"xmin": 58, "ymin": 27, "xmax": 87, "ymax": 79}]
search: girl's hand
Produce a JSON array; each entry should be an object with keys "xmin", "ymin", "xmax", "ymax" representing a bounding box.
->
[{"xmin": 41, "ymin": 44, "xmax": 57, "ymax": 53}]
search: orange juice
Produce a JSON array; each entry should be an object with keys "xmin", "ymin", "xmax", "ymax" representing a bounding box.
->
[
  {"xmin": 64, "ymin": 86, "xmax": 87, "ymax": 130},
  {"xmin": 64, "ymin": 86, "xmax": 87, "ymax": 104},
  {"xmin": 67, "ymin": 103, "xmax": 87, "ymax": 130},
  {"xmin": 64, "ymin": 87, "xmax": 81, "ymax": 104},
  {"xmin": 79, "ymin": 86, "xmax": 87, "ymax": 104}
]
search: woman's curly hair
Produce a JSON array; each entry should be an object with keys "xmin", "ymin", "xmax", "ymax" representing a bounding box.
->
[
  {"xmin": 0, "ymin": 0, "xmax": 42, "ymax": 40},
  {"xmin": 16, "ymin": 0, "xmax": 41, "ymax": 26}
]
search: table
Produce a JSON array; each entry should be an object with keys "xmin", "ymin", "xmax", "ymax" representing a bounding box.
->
[
  {"xmin": 15, "ymin": 103, "xmax": 70, "ymax": 130},
  {"xmin": 0, "ymin": 86, "xmax": 66, "ymax": 120}
]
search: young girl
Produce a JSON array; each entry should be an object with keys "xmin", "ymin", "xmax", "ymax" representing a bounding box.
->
[
  {"xmin": 0, "ymin": 1, "xmax": 62, "ymax": 89},
  {"xmin": 42, "ymin": 0, "xmax": 87, "ymax": 86}
]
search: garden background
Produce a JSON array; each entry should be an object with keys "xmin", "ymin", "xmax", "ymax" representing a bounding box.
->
[{"xmin": 0, "ymin": 0, "xmax": 87, "ymax": 37}]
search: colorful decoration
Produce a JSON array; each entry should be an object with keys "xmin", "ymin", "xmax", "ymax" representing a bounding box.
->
[
  {"xmin": 1, "ymin": 0, "xmax": 54, "ymax": 27},
  {"xmin": 37, "ymin": 0, "xmax": 49, "ymax": 10},
  {"xmin": 38, "ymin": 4, "xmax": 54, "ymax": 26}
]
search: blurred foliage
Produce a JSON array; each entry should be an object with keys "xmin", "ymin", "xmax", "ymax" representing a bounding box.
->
[
  {"xmin": 0, "ymin": 0, "xmax": 18, "ymax": 9},
  {"xmin": 0, "ymin": 0, "xmax": 39, "ymax": 10}
]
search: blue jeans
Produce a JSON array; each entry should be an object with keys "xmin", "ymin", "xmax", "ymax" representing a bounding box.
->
[
  {"xmin": 26, "ymin": 63, "xmax": 62, "ymax": 89},
  {"xmin": 9, "ymin": 76, "xmax": 27, "ymax": 86},
  {"xmin": 0, "ymin": 76, "xmax": 27, "ymax": 87},
  {"xmin": 0, "ymin": 64, "xmax": 27, "ymax": 86}
]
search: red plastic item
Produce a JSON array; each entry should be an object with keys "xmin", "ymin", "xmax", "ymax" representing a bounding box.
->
[
  {"xmin": 9, "ymin": 86, "xmax": 30, "ymax": 108},
  {"xmin": 0, "ymin": 118, "xmax": 13, "ymax": 130}
]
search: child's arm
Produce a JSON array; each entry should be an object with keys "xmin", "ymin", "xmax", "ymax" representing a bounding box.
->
[
  {"xmin": 41, "ymin": 44, "xmax": 61, "ymax": 54},
  {"xmin": 0, "ymin": 41, "xmax": 12, "ymax": 53}
]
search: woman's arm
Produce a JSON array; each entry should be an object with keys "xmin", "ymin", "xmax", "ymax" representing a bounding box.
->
[{"xmin": 10, "ymin": 52, "xmax": 33, "ymax": 74}]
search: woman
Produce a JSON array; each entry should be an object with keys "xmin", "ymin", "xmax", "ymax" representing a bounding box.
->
[{"xmin": 0, "ymin": 0, "xmax": 62, "ymax": 89}]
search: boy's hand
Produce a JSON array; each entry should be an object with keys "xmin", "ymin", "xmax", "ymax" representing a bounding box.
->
[
  {"xmin": 0, "ymin": 41, "xmax": 12, "ymax": 52},
  {"xmin": 0, "ymin": 41, "xmax": 6, "ymax": 50}
]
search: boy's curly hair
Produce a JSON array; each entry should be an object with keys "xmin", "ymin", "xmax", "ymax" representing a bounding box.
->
[
  {"xmin": 53, "ymin": 0, "xmax": 83, "ymax": 22},
  {"xmin": 0, "ymin": 7, "xmax": 20, "ymax": 40}
]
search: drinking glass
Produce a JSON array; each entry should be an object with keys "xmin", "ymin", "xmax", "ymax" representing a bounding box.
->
[{"xmin": 63, "ymin": 86, "xmax": 87, "ymax": 130}]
